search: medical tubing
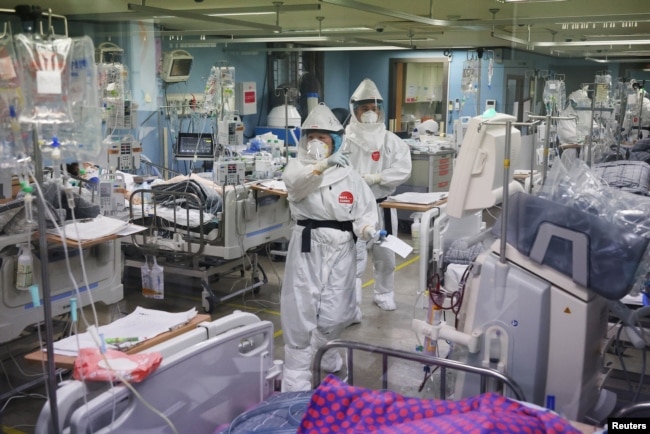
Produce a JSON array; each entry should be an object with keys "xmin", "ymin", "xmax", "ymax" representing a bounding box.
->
[
  {"xmin": 614, "ymin": 324, "xmax": 635, "ymax": 393},
  {"xmin": 83, "ymin": 324, "xmax": 180, "ymax": 434},
  {"xmin": 226, "ymin": 397, "xmax": 312, "ymax": 433},
  {"xmin": 70, "ymin": 206, "xmax": 101, "ymax": 326},
  {"xmin": 27, "ymin": 169, "xmax": 99, "ymax": 329}
]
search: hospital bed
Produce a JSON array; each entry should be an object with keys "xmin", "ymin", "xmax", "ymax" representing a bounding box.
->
[
  {"xmin": 38, "ymin": 309, "xmax": 587, "ymax": 434},
  {"xmin": 0, "ymin": 186, "xmax": 123, "ymax": 344},
  {"xmin": 124, "ymin": 174, "xmax": 291, "ymax": 312},
  {"xmin": 35, "ymin": 310, "xmax": 281, "ymax": 434},
  {"xmin": 0, "ymin": 234, "xmax": 123, "ymax": 344}
]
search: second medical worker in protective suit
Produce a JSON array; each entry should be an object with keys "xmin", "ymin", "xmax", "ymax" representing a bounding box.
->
[
  {"xmin": 281, "ymin": 103, "xmax": 380, "ymax": 391},
  {"xmin": 344, "ymin": 78, "xmax": 412, "ymax": 312}
]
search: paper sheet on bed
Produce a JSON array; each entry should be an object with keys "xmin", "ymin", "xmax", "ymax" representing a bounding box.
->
[
  {"xmin": 47, "ymin": 215, "xmax": 129, "ymax": 241},
  {"xmin": 51, "ymin": 307, "xmax": 198, "ymax": 356},
  {"xmin": 386, "ymin": 192, "xmax": 447, "ymax": 205}
]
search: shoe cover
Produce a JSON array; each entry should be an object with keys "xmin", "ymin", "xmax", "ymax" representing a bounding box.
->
[
  {"xmin": 311, "ymin": 329, "xmax": 342, "ymax": 373},
  {"xmin": 350, "ymin": 307, "xmax": 362, "ymax": 325},
  {"xmin": 373, "ymin": 292, "xmax": 396, "ymax": 311},
  {"xmin": 355, "ymin": 278, "xmax": 363, "ymax": 304},
  {"xmin": 282, "ymin": 367, "xmax": 312, "ymax": 392},
  {"xmin": 320, "ymin": 350, "xmax": 343, "ymax": 373},
  {"xmin": 283, "ymin": 346, "xmax": 313, "ymax": 391}
]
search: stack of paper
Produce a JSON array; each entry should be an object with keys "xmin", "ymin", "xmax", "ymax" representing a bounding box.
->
[
  {"xmin": 386, "ymin": 192, "xmax": 448, "ymax": 205},
  {"xmin": 48, "ymin": 215, "xmax": 130, "ymax": 241},
  {"xmin": 51, "ymin": 307, "xmax": 198, "ymax": 356}
]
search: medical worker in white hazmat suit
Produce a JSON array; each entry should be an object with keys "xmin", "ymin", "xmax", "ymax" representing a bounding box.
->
[
  {"xmin": 343, "ymin": 78, "xmax": 412, "ymax": 312},
  {"xmin": 281, "ymin": 103, "xmax": 381, "ymax": 391}
]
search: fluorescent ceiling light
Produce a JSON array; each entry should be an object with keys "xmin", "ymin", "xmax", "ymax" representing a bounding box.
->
[
  {"xmin": 286, "ymin": 27, "xmax": 373, "ymax": 33},
  {"xmin": 266, "ymin": 45, "xmax": 409, "ymax": 52},
  {"xmin": 207, "ymin": 12, "xmax": 275, "ymax": 17},
  {"xmin": 492, "ymin": 32, "xmax": 529, "ymax": 45},
  {"xmin": 319, "ymin": 0, "xmax": 454, "ymax": 27},
  {"xmin": 203, "ymin": 4, "xmax": 320, "ymax": 16},
  {"xmin": 127, "ymin": 4, "xmax": 281, "ymax": 32},
  {"xmin": 383, "ymin": 38, "xmax": 436, "ymax": 42},
  {"xmin": 497, "ymin": 0, "xmax": 568, "ymax": 3},
  {"xmin": 586, "ymin": 57, "xmax": 650, "ymax": 63},
  {"xmin": 534, "ymin": 39, "xmax": 650, "ymax": 47},
  {"xmin": 217, "ymin": 36, "xmax": 333, "ymax": 43}
]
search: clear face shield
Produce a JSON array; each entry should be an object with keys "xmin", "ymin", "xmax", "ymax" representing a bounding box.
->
[{"xmin": 353, "ymin": 100, "xmax": 385, "ymax": 124}]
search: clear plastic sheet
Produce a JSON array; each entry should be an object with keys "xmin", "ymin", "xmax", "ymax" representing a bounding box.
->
[{"xmin": 537, "ymin": 156, "xmax": 650, "ymax": 296}]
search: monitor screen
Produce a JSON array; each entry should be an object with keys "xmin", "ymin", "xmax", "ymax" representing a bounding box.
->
[
  {"xmin": 170, "ymin": 58, "xmax": 192, "ymax": 77},
  {"xmin": 176, "ymin": 133, "xmax": 214, "ymax": 160},
  {"xmin": 445, "ymin": 113, "xmax": 521, "ymax": 219}
]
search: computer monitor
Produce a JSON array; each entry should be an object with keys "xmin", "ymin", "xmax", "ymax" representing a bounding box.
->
[
  {"xmin": 161, "ymin": 50, "xmax": 193, "ymax": 83},
  {"xmin": 175, "ymin": 133, "xmax": 215, "ymax": 160}
]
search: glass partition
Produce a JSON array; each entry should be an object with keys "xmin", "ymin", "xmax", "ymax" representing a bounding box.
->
[{"xmin": 388, "ymin": 57, "xmax": 449, "ymax": 135}]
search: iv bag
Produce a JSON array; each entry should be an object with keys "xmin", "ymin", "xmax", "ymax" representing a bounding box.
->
[
  {"xmin": 595, "ymin": 73, "xmax": 612, "ymax": 105},
  {"xmin": 203, "ymin": 66, "xmax": 222, "ymax": 115},
  {"xmin": 14, "ymin": 34, "xmax": 74, "ymax": 124},
  {"xmin": 141, "ymin": 255, "xmax": 164, "ymax": 299},
  {"xmin": 461, "ymin": 59, "xmax": 479, "ymax": 94},
  {"xmin": 37, "ymin": 37, "xmax": 103, "ymax": 161},
  {"xmin": 203, "ymin": 65, "xmax": 236, "ymax": 118},
  {"xmin": 543, "ymin": 79, "xmax": 566, "ymax": 114},
  {"xmin": 0, "ymin": 32, "xmax": 28, "ymax": 159}
]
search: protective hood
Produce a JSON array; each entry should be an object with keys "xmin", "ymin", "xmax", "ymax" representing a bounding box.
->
[
  {"xmin": 350, "ymin": 78, "xmax": 383, "ymax": 105},
  {"xmin": 345, "ymin": 122, "xmax": 386, "ymax": 152},
  {"xmin": 349, "ymin": 79, "xmax": 385, "ymax": 126},
  {"xmin": 297, "ymin": 103, "xmax": 344, "ymax": 162}
]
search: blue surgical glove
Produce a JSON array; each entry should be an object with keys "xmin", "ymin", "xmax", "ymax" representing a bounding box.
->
[
  {"xmin": 375, "ymin": 229, "xmax": 388, "ymax": 242},
  {"xmin": 363, "ymin": 226, "xmax": 387, "ymax": 244}
]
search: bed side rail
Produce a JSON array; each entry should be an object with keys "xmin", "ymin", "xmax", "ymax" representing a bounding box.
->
[
  {"xmin": 313, "ymin": 339, "xmax": 526, "ymax": 401},
  {"xmin": 613, "ymin": 401, "xmax": 650, "ymax": 418},
  {"xmin": 128, "ymin": 188, "xmax": 207, "ymax": 258}
]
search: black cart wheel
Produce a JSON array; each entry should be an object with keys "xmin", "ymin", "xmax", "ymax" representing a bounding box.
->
[{"xmin": 203, "ymin": 296, "xmax": 214, "ymax": 314}]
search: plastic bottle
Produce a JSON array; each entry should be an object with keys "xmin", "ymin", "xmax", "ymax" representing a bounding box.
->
[
  {"xmin": 410, "ymin": 213, "xmax": 421, "ymax": 254},
  {"xmin": 16, "ymin": 244, "xmax": 33, "ymax": 290},
  {"xmin": 306, "ymin": 92, "xmax": 319, "ymax": 113}
]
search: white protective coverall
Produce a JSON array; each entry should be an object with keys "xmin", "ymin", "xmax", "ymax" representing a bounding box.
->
[
  {"xmin": 281, "ymin": 104, "xmax": 378, "ymax": 391},
  {"xmin": 344, "ymin": 78, "xmax": 412, "ymax": 311}
]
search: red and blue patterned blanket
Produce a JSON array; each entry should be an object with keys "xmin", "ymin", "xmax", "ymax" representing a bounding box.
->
[{"xmin": 298, "ymin": 374, "xmax": 581, "ymax": 434}]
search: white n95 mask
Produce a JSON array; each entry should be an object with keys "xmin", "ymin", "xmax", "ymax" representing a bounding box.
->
[
  {"xmin": 360, "ymin": 110, "xmax": 378, "ymax": 124},
  {"xmin": 306, "ymin": 139, "xmax": 331, "ymax": 160}
]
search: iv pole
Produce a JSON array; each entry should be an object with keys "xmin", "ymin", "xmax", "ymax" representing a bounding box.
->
[
  {"xmin": 14, "ymin": 6, "xmax": 62, "ymax": 432},
  {"xmin": 275, "ymin": 86, "xmax": 290, "ymax": 157}
]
